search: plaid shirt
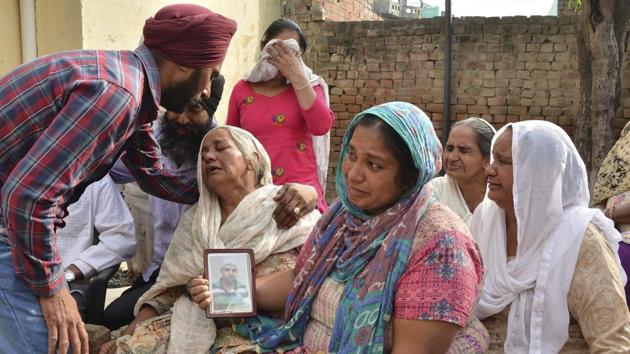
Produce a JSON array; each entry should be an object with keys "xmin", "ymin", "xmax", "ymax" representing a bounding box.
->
[{"xmin": 0, "ymin": 45, "xmax": 199, "ymax": 296}]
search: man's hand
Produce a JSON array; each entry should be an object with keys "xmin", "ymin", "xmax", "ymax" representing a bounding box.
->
[
  {"xmin": 38, "ymin": 287, "xmax": 88, "ymax": 354},
  {"xmin": 200, "ymin": 74, "xmax": 225, "ymax": 117},
  {"xmin": 272, "ymin": 183, "xmax": 318, "ymax": 229}
]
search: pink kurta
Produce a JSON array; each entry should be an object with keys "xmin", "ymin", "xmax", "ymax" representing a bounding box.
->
[
  {"xmin": 294, "ymin": 203, "xmax": 486, "ymax": 353},
  {"xmin": 227, "ymin": 80, "xmax": 334, "ymax": 211}
]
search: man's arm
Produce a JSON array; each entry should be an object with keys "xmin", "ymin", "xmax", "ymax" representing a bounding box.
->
[
  {"xmin": 121, "ymin": 122, "xmax": 199, "ymax": 204},
  {"xmin": 108, "ymin": 159, "xmax": 135, "ymax": 185},
  {"xmin": 1, "ymin": 80, "xmax": 137, "ymax": 354},
  {"xmin": 70, "ymin": 175, "xmax": 136, "ymax": 278},
  {"xmin": 1, "ymin": 80, "xmax": 137, "ymax": 296}
]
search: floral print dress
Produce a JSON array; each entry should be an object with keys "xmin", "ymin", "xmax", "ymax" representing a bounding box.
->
[{"xmin": 294, "ymin": 203, "xmax": 488, "ymax": 353}]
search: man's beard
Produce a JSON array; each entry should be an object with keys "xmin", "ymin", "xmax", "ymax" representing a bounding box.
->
[
  {"xmin": 160, "ymin": 69, "xmax": 202, "ymax": 113},
  {"xmin": 158, "ymin": 114, "xmax": 212, "ymax": 167}
]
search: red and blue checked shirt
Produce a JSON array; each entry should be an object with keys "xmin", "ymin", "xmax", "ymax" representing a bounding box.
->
[{"xmin": 0, "ymin": 45, "xmax": 199, "ymax": 297}]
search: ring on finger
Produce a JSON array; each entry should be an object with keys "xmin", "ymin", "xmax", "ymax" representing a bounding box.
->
[{"xmin": 292, "ymin": 206, "xmax": 301, "ymax": 215}]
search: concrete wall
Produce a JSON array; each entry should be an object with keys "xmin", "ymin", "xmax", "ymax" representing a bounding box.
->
[
  {"xmin": 1, "ymin": 0, "xmax": 282, "ymax": 121},
  {"xmin": 0, "ymin": 0, "xmax": 23, "ymax": 74},
  {"xmin": 36, "ymin": 0, "xmax": 83, "ymax": 56}
]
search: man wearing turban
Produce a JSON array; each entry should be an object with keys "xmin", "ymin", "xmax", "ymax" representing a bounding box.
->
[{"xmin": 0, "ymin": 4, "xmax": 236, "ymax": 354}]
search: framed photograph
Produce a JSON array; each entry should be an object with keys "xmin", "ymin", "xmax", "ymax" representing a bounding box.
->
[{"xmin": 203, "ymin": 249, "xmax": 256, "ymax": 318}]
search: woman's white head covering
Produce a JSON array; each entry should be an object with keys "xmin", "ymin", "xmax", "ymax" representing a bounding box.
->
[
  {"xmin": 194, "ymin": 126, "xmax": 272, "ymax": 248},
  {"xmin": 244, "ymin": 38, "xmax": 331, "ymax": 195},
  {"xmin": 470, "ymin": 120, "xmax": 625, "ymax": 353},
  {"xmin": 133, "ymin": 126, "xmax": 319, "ymax": 353}
]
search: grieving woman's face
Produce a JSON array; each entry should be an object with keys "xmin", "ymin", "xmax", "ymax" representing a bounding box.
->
[
  {"xmin": 270, "ymin": 29, "xmax": 301, "ymax": 80},
  {"xmin": 200, "ymin": 129, "xmax": 250, "ymax": 190},
  {"xmin": 485, "ymin": 129, "xmax": 514, "ymax": 211},
  {"xmin": 342, "ymin": 124, "xmax": 405, "ymax": 215},
  {"xmin": 444, "ymin": 126, "xmax": 489, "ymax": 184}
]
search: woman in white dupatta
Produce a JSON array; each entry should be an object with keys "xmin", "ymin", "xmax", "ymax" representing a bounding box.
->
[
  {"xmin": 429, "ymin": 117, "xmax": 496, "ymax": 226},
  {"xmin": 100, "ymin": 126, "xmax": 320, "ymax": 354},
  {"xmin": 470, "ymin": 120, "xmax": 630, "ymax": 353}
]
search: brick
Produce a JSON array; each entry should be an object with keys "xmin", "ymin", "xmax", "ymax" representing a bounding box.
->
[
  {"xmin": 475, "ymin": 97, "xmax": 488, "ymax": 106},
  {"xmin": 344, "ymin": 87, "xmax": 358, "ymax": 95},
  {"xmin": 453, "ymin": 104, "xmax": 467, "ymax": 113},
  {"xmin": 469, "ymin": 105, "xmax": 489, "ymax": 114},
  {"xmin": 366, "ymin": 63, "xmax": 380, "ymax": 72},
  {"xmin": 364, "ymin": 80, "xmax": 379, "ymax": 88},
  {"xmin": 493, "ymin": 115, "xmax": 507, "ymax": 123},
  {"xmin": 330, "ymin": 87, "xmax": 344, "ymax": 95},
  {"xmin": 488, "ymin": 97, "xmax": 506, "ymax": 106},
  {"xmin": 542, "ymin": 107, "xmax": 564, "ymax": 116},
  {"xmin": 533, "ymin": 97, "xmax": 549, "ymax": 106},
  {"xmin": 481, "ymin": 88, "xmax": 496, "ymax": 97},
  {"xmin": 330, "ymin": 103, "xmax": 346, "ymax": 111},
  {"xmin": 508, "ymin": 106, "xmax": 527, "ymax": 115},
  {"xmin": 489, "ymin": 106, "xmax": 508, "ymax": 115},
  {"xmin": 520, "ymin": 97, "xmax": 533, "ymax": 106},
  {"xmin": 528, "ymin": 106, "xmax": 542, "ymax": 115},
  {"xmin": 458, "ymin": 96, "xmax": 476, "ymax": 105},
  {"xmin": 341, "ymin": 95, "xmax": 356, "ymax": 104},
  {"xmin": 337, "ymin": 79, "xmax": 354, "ymax": 88},
  {"xmin": 427, "ymin": 103, "xmax": 444, "ymax": 113},
  {"xmin": 526, "ymin": 43, "xmax": 540, "ymax": 52}
]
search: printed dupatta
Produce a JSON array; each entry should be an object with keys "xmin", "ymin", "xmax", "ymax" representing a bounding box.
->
[{"xmin": 239, "ymin": 102, "xmax": 443, "ymax": 353}]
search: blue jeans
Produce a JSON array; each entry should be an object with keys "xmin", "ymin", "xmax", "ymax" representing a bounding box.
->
[{"xmin": 0, "ymin": 239, "xmax": 48, "ymax": 353}]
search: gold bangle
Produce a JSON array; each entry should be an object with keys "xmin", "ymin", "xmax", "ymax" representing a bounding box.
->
[{"xmin": 293, "ymin": 81, "xmax": 311, "ymax": 91}]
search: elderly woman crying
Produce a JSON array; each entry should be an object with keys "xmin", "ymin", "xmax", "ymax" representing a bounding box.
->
[{"xmin": 99, "ymin": 126, "xmax": 320, "ymax": 354}]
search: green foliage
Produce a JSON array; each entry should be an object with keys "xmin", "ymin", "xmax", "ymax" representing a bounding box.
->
[{"xmin": 567, "ymin": 0, "xmax": 583, "ymax": 10}]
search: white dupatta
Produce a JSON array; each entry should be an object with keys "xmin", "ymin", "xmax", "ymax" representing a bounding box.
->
[
  {"xmin": 134, "ymin": 126, "xmax": 320, "ymax": 353},
  {"xmin": 244, "ymin": 38, "xmax": 331, "ymax": 194},
  {"xmin": 470, "ymin": 121, "xmax": 625, "ymax": 354},
  {"xmin": 428, "ymin": 175, "xmax": 473, "ymax": 226}
]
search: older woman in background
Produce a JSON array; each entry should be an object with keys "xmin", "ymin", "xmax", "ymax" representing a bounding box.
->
[
  {"xmin": 100, "ymin": 126, "xmax": 320, "ymax": 354},
  {"xmin": 471, "ymin": 121, "xmax": 630, "ymax": 353},
  {"xmin": 429, "ymin": 117, "xmax": 496, "ymax": 225}
]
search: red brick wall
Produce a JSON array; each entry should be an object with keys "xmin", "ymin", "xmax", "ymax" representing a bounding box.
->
[{"xmin": 282, "ymin": 3, "xmax": 630, "ymax": 199}]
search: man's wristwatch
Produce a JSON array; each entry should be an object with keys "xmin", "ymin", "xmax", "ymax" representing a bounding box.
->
[{"xmin": 64, "ymin": 269, "xmax": 76, "ymax": 283}]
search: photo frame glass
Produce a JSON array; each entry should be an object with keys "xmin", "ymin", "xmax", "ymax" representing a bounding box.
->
[{"xmin": 204, "ymin": 249, "xmax": 256, "ymax": 318}]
